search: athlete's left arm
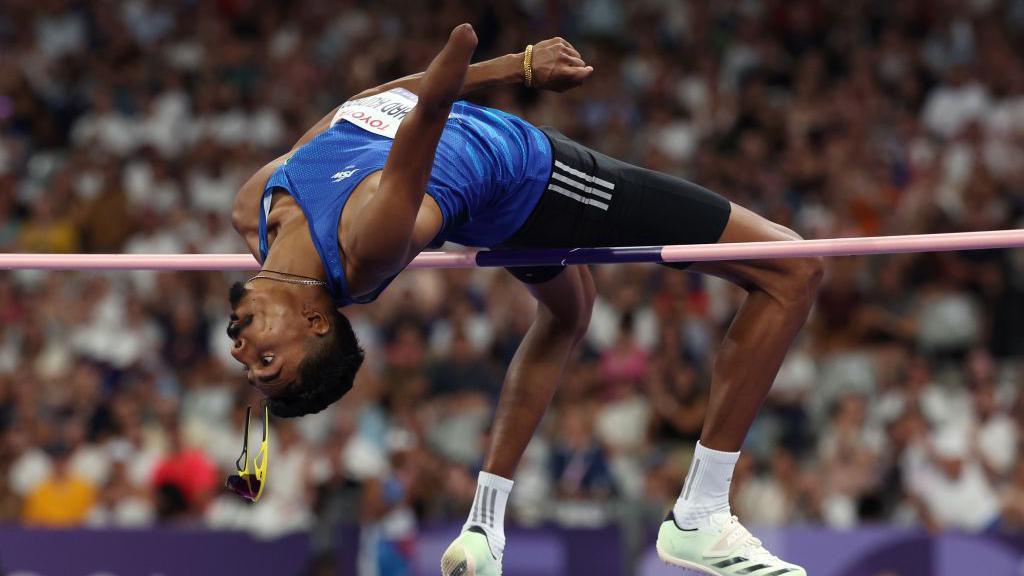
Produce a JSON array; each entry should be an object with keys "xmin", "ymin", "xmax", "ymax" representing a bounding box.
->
[
  {"xmin": 342, "ymin": 24, "xmax": 477, "ymax": 282},
  {"xmin": 351, "ymin": 36, "xmax": 594, "ymax": 100},
  {"xmin": 286, "ymin": 37, "xmax": 592, "ymax": 162}
]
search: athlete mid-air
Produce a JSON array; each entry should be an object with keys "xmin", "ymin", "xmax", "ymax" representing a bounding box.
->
[{"xmin": 229, "ymin": 23, "xmax": 820, "ymax": 576}]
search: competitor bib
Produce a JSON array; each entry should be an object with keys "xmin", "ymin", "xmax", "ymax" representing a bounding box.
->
[{"xmin": 331, "ymin": 88, "xmax": 419, "ymax": 139}]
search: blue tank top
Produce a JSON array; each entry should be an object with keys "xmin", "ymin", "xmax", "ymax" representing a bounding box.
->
[{"xmin": 258, "ymin": 89, "xmax": 552, "ymax": 306}]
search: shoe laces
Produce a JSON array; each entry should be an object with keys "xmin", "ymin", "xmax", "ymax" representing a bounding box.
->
[{"xmin": 724, "ymin": 516, "xmax": 779, "ymax": 564}]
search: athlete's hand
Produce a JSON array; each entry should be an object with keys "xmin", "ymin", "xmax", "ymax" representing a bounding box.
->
[
  {"xmin": 528, "ymin": 37, "xmax": 594, "ymax": 92},
  {"xmin": 417, "ymin": 23, "xmax": 478, "ymax": 115}
]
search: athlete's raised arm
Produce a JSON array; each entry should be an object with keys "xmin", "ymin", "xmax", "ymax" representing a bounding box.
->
[
  {"xmin": 284, "ymin": 36, "xmax": 591, "ymax": 159},
  {"xmin": 351, "ymin": 36, "xmax": 593, "ymax": 100},
  {"xmin": 341, "ymin": 24, "xmax": 477, "ymax": 282},
  {"xmin": 285, "ymin": 37, "xmax": 590, "ymax": 161}
]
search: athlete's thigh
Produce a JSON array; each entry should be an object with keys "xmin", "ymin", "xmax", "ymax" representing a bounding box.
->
[{"xmin": 686, "ymin": 202, "xmax": 804, "ymax": 289}]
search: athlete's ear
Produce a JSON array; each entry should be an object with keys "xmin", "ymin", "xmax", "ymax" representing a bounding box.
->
[{"xmin": 301, "ymin": 304, "xmax": 331, "ymax": 336}]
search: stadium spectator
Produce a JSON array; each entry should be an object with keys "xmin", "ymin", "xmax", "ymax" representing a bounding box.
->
[
  {"xmin": 150, "ymin": 419, "xmax": 218, "ymax": 520},
  {"xmin": 22, "ymin": 444, "xmax": 97, "ymax": 527}
]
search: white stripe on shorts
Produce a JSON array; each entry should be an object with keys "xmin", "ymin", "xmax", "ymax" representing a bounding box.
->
[
  {"xmin": 554, "ymin": 160, "xmax": 616, "ymax": 190},
  {"xmin": 549, "ymin": 171, "xmax": 613, "ymax": 200},
  {"xmin": 547, "ymin": 183, "xmax": 609, "ymax": 210}
]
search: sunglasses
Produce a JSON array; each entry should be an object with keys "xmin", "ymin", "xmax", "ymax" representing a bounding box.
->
[{"xmin": 225, "ymin": 404, "xmax": 269, "ymax": 503}]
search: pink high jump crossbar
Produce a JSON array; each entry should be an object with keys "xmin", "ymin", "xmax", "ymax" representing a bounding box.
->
[{"xmin": 0, "ymin": 229, "xmax": 1022, "ymax": 271}]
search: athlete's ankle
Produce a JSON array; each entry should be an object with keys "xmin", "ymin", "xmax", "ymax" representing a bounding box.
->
[
  {"xmin": 672, "ymin": 501, "xmax": 731, "ymax": 530},
  {"xmin": 463, "ymin": 471, "xmax": 514, "ymax": 558},
  {"xmin": 672, "ymin": 442, "xmax": 740, "ymax": 530}
]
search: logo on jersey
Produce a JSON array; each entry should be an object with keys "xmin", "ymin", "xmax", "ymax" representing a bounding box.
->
[{"xmin": 331, "ymin": 166, "xmax": 359, "ymax": 183}]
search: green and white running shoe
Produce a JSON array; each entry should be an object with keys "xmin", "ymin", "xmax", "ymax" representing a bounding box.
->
[
  {"xmin": 440, "ymin": 527, "xmax": 502, "ymax": 576},
  {"xmin": 656, "ymin": 511, "xmax": 805, "ymax": 576}
]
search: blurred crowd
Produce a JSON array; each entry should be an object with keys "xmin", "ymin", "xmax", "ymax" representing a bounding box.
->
[{"xmin": 1, "ymin": 0, "xmax": 1024, "ymax": 572}]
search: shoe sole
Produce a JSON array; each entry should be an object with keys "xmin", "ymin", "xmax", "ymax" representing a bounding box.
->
[
  {"xmin": 657, "ymin": 545, "xmax": 804, "ymax": 576},
  {"xmin": 656, "ymin": 544, "xmax": 721, "ymax": 576},
  {"xmin": 441, "ymin": 543, "xmax": 474, "ymax": 576}
]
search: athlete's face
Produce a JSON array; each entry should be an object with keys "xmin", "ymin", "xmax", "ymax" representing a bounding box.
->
[{"xmin": 227, "ymin": 282, "xmax": 328, "ymax": 398}]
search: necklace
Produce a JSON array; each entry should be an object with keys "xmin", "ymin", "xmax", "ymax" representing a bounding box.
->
[{"xmin": 247, "ymin": 269, "xmax": 328, "ymax": 287}]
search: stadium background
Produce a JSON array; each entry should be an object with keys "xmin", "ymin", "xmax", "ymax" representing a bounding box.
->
[{"xmin": 1, "ymin": 0, "xmax": 1023, "ymax": 574}]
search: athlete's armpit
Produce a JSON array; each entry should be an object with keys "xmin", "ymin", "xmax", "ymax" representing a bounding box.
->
[{"xmin": 232, "ymin": 153, "xmax": 290, "ymax": 260}]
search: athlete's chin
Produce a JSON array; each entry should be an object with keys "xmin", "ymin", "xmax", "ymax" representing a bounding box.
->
[{"xmin": 253, "ymin": 377, "xmax": 292, "ymax": 399}]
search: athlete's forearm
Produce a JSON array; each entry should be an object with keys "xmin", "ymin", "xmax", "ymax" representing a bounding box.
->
[
  {"xmin": 296, "ymin": 39, "xmax": 589, "ymax": 152},
  {"xmin": 346, "ymin": 25, "xmax": 477, "ymax": 279},
  {"xmin": 351, "ymin": 52, "xmax": 524, "ymax": 101},
  {"xmin": 289, "ymin": 53, "xmax": 520, "ymax": 152}
]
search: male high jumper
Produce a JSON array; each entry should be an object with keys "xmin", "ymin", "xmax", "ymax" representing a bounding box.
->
[{"xmin": 229, "ymin": 24, "xmax": 820, "ymax": 576}]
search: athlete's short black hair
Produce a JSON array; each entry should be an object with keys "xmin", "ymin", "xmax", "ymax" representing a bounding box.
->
[
  {"xmin": 272, "ymin": 307, "xmax": 364, "ymax": 418},
  {"xmin": 228, "ymin": 282, "xmax": 364, "ymax": 418}
]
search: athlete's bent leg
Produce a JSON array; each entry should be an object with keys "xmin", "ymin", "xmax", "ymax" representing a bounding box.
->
[
  {"xmin": 442, "ymin": 266, "xmax": 593, "ymax": 576},
  {"xmin": 486, "ymin": 264, "xmax": 593, "ymax": 476},
  {"xmin": 691, "ymin": 203, "xmax": 823, "ymax": 452},
  {"xmin": 657, "ymin": 203, "xmax": 818, "ymax": 576}
]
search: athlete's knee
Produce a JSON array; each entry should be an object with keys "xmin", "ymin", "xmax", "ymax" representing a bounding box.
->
[
  {"xmin": 571, "ymin": 307, "xmax": 592, "ymax": 345},
  {"xmin": 793, "ymin": 255, "xmax": 825, "ymax": 297},
  {"xmin": 748, "ymin": 228, "xmax": 822, "ymax": 308},
  {"xmin": 546, "ymin": 298, "xmax": 592, "ymax": 344},
  {"xmin": 530, "ymin": 266, "xmax": 595, "ymax": 345},
  {"xmin": 772, "ymin": 251, "xmax": 824, "ymax": 309},
  {"xmin": 536, "ymin": 304, "xmax": 590, "ymax": 345}
]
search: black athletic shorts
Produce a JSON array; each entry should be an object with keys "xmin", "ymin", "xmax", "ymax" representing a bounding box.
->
[{"xmin": 497, "ymin": 127, "xmax": 733, "ymax": 284}]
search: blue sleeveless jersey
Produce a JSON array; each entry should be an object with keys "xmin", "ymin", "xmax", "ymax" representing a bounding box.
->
[{"xmin": 258, "ymin": 96, "xmax": 552, "ymax": 306}]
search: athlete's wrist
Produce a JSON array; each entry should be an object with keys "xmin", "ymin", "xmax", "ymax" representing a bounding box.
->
[{"xmin": 504, "ymin": 52, "xmax": 526, "ymax": 85}]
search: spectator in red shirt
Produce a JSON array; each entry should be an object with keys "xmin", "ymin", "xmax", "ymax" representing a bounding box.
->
[{"xmin": 151, "ymin": 421, "xmax": 218, "ymax": 521}]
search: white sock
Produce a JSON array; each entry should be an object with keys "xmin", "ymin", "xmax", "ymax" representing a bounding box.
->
[
  {"xmin": 464, "ymin": 471, "xmax": 513, "ymax": 558},
  {"xmin": 672, "ymin": 442, "xmax": 740, "ymax": 530}
]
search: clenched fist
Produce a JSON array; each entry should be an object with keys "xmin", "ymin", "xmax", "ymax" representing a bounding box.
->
[{"xmin": 526, "ymin": 37, "xmax": 594, "ymax": 92}]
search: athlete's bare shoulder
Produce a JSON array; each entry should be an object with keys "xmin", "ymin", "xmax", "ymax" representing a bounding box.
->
[{"xmin": 231, "ymin": 153, "xmax": 290, "ymax": 259}]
